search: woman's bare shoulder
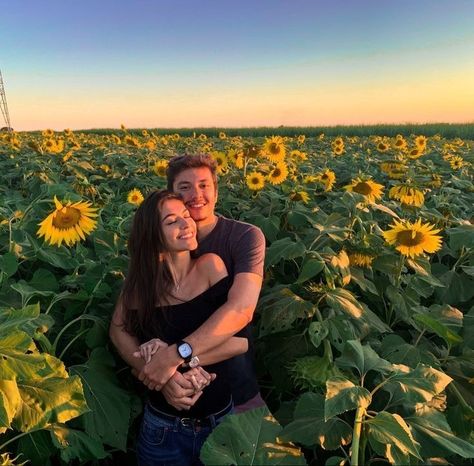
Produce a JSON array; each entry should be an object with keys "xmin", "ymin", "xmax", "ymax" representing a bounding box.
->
[{"xmin": 195, "ymin": 253, "xmax": 228, "ymax": 285}]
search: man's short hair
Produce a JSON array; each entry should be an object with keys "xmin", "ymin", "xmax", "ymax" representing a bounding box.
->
[{"xmin": 166, "ymin": 154, "xmax": 218, "ymax": 191}]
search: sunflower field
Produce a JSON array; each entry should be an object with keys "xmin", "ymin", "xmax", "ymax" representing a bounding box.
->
[{"xmin": 0, "ymin": 128, "xmax": 473, "ymax": 465}]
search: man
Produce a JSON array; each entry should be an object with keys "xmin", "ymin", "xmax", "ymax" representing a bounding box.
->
[{"xmin": 110, "ymin": 153, "xmax": 266, "ymax": 412}]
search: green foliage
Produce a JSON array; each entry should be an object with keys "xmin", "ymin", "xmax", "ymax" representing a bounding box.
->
[
  {"xmin": 1, "ymin": 129, "xmax": 473, "ymax": 464},
  {"xmin": 200, "ymin": 407, "xmax": 306, "ymax": 465}
]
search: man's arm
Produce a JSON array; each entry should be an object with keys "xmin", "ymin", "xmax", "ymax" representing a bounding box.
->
[{"xmin": 139, "ymin": 272, "xmax": 262, "ymax": 389}]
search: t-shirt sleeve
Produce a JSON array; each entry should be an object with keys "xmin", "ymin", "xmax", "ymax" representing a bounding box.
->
[{"xmin": 232, "ymin": 225, "xmax": 266, "ymax": 277}]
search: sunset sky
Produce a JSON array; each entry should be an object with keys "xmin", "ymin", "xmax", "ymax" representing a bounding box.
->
[{"xmin": 2, "ymin": 0, "xmax": 474, "ymax": 130}]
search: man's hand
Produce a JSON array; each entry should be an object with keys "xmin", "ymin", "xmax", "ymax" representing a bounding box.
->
[
  {"xmin": 138, "ymin": 344, "xmax": 182, "ymax": 390},
  {"xmin": 161, "ymin": 368, "xmax": 216, "ymax": 411}
]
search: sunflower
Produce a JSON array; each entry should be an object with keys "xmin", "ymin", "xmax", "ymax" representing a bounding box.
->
[
  {"xmin": 407, "ymin": 147, "xmax": 423, "ymax": 159},
  {"xmin": 345, "ymin": 178, "xmax": 384, "ymax": 203},
  {"xmin": 267, "ymin": 162, "xmax": 289, "ymax": 185},
  {"xmin": 218, "ymin": 131, "xmax": 227, "ymax": 140},
  {"xmin": 429, "ymin": 174, "xmax": 442, "ymax": 188},
  {"xmin": 100, "ymin": 164, "xmax": 111, "ymax": 173},
  {"xmin": 227, "ymin": 149, "xmax": 244, "ymax": 169},
  {"xmin": 297, "ymin": 134, "xmax": 306, "ymax": 145},
  {"xmin": 332, "ymin": 145, "xmax": 344, "ymax": 156},
  {"xmin": 290, "ymin": 150, "xmax": 307, "ymax": 161},
  {"xmin": 153, "ymin": 159, "xmax": 168, "ymax": 177},
  {"xmin": 263, "ymin": 136, "xmax": 286, "ymax": 163},
  {"xmin": 111, "ymin": 134, "xmax": 121, "ymax": 145},
  {"xmin": 145, "ymin": 139, "xmax": 157, "ymax": 150},
  {"xmin": 332, "ymin": 137, "xmax": 344, "ymax": 147},
  {"xmin": 393, "ymin": 136, "xmax": 407, "ymax": 151},
  {"xmin": 128, "ymin": 189, "xmax": 144, "ymax": 206},
  {"xmin": 415, "ymin": 135, "xmax": 427, "ymax": 149},
  {"xmin": 389, "ymin": 184, "xmax": 424, "ymax": 207},
  {"xmin": 316, "ymin": 169, "xmax": 336, "ymax": 191},
  {"xmin": 348, "ymin": 252, "xmax": 375, "ymax": 268},
  {"xmin": 211, "ymin": 151, "xmax": 228, "ymax": 174},
  {"xmin": 243, "ymin": 143, "xmax": 261, "ymax": 159},
  {"xmin": 382, "ymin": 219, "xmax": 442, "ymax": 258},
  {"xmin": 377, "ymin": 141, "xmax": 389, "ymax": 152},
  {"xmin": 246, "ymin": 171, "xmax": 265, "ymax": 191},
  {"xmin": 290, "ymin": 191, "xmax": 310, "ymax": 203},
  {"xmin": 37, "ymin": 196, "xmax": 98, "ymax": 247},
  {"xmin": 124, "ymin": 135, "xmax": 140, "ymax": 147},
  {"xmin": 42, "ymin": 129, "xmax": 54, "ymax": 137},
  {"xmin": 449, "ymin": 156, "xmax": 466, "ymax": 170}
]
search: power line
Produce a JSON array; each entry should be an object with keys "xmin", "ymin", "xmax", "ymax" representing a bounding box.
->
[{"xmin": 0, "ymin": 70, "xmax": 13, "ymax": 131}]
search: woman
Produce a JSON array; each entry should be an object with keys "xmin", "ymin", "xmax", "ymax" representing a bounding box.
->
[{"xmin": 118, "ymin": 190, "xmax": 248, "ymax": 466}]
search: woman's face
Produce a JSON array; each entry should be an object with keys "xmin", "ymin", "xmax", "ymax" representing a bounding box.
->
[{"xmin": 159, "ymin": 198, "xmax": 198, "ymax": 252}]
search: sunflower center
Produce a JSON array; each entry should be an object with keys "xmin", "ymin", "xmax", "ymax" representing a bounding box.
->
[
  {"xmin": 353, "ymin": 182, "xmax": 372, "ymax": 195},
  {"xmin": 269, "ymin": 143, "xmax": 280, "ymax": 154},
  {"xmin": 52, "ymin": 207, "xmax": 81, "ymax": 229},
  {"xmin": 272, "ymin": 168, "xmax": 282, "ymax": 177},
  {"xmin": 251, "ymin": 177, "xmax": 259, "ymax": 184},
  {"xmin": 396, "ymin": 230, "xmax": 424, "ymax": 246}
]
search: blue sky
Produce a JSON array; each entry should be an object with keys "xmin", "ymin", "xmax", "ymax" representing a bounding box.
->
[{"xmin": 1, "ymin": 0, "xmax": 474, "ymax": 129}]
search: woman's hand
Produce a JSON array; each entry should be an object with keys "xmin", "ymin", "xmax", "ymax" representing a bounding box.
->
[
  {"xmin": 183, "ymin": 367, "xmax": 216, "ymax": 393},
  {"xmin": 133, "ymin": 338, "xmax": 168, "ymax": 363},
  {"xmin": 161, "ymin": 368, "xmax": 216, "ymax": 411}
]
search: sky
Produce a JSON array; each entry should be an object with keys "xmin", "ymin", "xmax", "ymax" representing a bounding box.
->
[{"xmin": 1, "ymin": 0, "xmax": 474, "ymax": 130}]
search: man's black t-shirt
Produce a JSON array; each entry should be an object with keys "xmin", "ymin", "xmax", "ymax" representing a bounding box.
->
[{"xmin": 193, "ymin": 216, "xmax": 265, "ymax": 405}]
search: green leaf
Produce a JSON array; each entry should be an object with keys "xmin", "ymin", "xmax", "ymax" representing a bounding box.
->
[
  {"xmin": 247, "ymin": 214, "xmax": 280, "ymax": 243},
  {"xmin": 29, "ymin": 268, "xmax": 59, "ymax": 292},
  {"xmin": 367, "ymin": 411, "xmax": 422, "ymax": 464},
  {"xmin": 14, "ymin": 375, "xmax": 88, "ymax": 431},
  {"xmin": 414, "ymin": 313, "xmax": 463, "ymax": 346},
  {"xmin": 0, "ymin": 379, "xmax": 21, "ymax": 432},
  {"xmin": 324, "ymin": 377, "xmax": 371, "ymax": 420},
  {"xmin": 200, "ymin": 406, "xmax": 306, "ymax": 465},
  {"xmin": 292, "ymin": 354, "xmax": 343, "ymax": 391},
  {"xmin": 0, "ymin": 332, "xmax": 44, "ymax": 380},
  {"xmin": 384, "ymin": 364, "xmax": 452, "ymax": 405},
  {"xmin": 50, "ymin": 424, "xmax": 108, "ymax": 463},
  {"xmin": 258, "ymin": 287, "xmax": 314, "ymax": 337},
  {"xmin": 0, "ymin": 252, "xmax": 18, "ymax": 278},
  {"xmin": 349, "ymin": 267, "xmax": 379, "ymax": 295},
  {"xmin": 379, "ymin": 334, "xmax": 438, "ymax": 367},
  {"xmin": 0, "ymin": 304, "xmax": 54, "ymax": 338},
  {"xmin": 448, "ymin": 224, "xmax": 474, "ymax": 251},
  {"xmin": 326, "ymin": 316, "xmax": 358, "ymax": 351},
  {"xmin": 325, "ymin": 288, "xmax": 390, "ymax": 333},
  {"xmin": 307, "ymin": 321, "xmax": 329, "ymax": 349},
  {"xmin": 336, "ymin": 340, "xmax": 392, "ymax": 377},
  {"xmin": 408, "ymin": 407, "xmax": 474, "ymax": 459},
  {"xmin": 16, "ymin": 429, "xmax": 55, "ymax": 466},
  {"xmin": 70, "ymin": 348, "xmax": 131, "ymax": 450},
  {"xmin": 280, "ymin": 392, "xmax": 352, "ymax": 450},
  {"xmin": 265, "ymin": 237, "xmax": 306, "ymax": 267},
  {"xmin": 296, "ymin": 256, "xmax": 325, "ymax": 284}
]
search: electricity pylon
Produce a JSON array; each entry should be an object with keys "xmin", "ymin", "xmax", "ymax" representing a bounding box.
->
[{"xmin": 0, "ymin": 70, "xmax": 12, "ymax": 131}]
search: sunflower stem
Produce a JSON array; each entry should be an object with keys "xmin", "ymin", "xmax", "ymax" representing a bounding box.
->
[{"xmin": 351, "ymin": 406, "xmax": 365, "ymax": 466}]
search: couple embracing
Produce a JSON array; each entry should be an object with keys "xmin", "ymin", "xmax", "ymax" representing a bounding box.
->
[{"xmin": 110, "ymin": 154, "xmax": 266, "ymax": 465}]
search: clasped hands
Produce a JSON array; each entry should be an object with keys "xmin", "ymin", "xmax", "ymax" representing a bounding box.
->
[{"xmin": 133, "ymin": 338, "xmax": 215, "ymax": 411}]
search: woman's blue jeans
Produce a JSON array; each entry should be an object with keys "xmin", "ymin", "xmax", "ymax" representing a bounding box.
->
[{"xmin": 136, "ymin": 403, "xmax": 231, "ymax": 466}]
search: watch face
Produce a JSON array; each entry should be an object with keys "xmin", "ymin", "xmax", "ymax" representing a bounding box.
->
[{"xmin": 178, "ymin": 342, "xmax": 192, "ymax": 359}]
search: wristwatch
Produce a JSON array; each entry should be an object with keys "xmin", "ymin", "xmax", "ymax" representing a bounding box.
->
[{"xmin": 176, "ymin": 340, "xmax": 193, "ymax": 363}]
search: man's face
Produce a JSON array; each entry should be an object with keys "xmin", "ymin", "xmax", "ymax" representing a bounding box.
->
[{"xmin": 172, "ymin": 167, "xmax": 217, "ymax": 225}]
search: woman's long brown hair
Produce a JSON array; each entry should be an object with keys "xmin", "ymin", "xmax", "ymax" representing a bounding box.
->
[{"xmin": 121, "ymin": 190, "xmax": 184, "ymax": 340}]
